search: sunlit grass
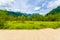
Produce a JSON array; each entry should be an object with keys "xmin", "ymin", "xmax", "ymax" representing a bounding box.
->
[{"xmin": 3, "ymin": 21, "xmax": 60, "ymax": 29}]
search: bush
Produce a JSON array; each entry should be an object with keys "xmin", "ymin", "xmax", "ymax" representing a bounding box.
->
[{"xmin": 0, "ymin": 20, "xmax": 5, "ymax": 29}]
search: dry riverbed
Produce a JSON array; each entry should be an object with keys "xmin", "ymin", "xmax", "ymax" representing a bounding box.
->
[{"xmin": 0, "ymin": 28, "xmax": 60, "ymax": 40}]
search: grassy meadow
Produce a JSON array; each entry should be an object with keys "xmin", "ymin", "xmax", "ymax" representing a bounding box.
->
[{"xmin": 2, "ymin": 21, "xmax": 60, "ymax": 29}]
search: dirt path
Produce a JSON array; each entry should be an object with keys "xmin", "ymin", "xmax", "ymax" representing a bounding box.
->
[{"xmin": 0, "ymin": 28, "xmax": 60, "ymax": 40}]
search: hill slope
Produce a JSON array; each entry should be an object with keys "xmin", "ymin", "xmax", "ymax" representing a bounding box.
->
[{"xmin": 47, "ymin": 6, "xmax": 60, "ymax": 15}]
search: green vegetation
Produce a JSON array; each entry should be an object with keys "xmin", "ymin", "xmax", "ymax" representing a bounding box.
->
[
  {"xmin": 4, "ymin": 21, "xmax": 60, "ymax": 29},
  {"xmin": 0, "ymin": 6, "xmax": 60, "ymax": 29}
]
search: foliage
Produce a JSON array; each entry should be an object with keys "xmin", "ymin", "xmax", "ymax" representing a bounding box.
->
[
  {"xmin": 0, "ymin": 6, "xmax": 60, "ymax": 21},
  {"xmin": 0, "ymin": 10, "xmax": 7, "ymax": 28},
  {"xmin": 4, "ymin": 21, "xmax": 60, "ymax": 29}
]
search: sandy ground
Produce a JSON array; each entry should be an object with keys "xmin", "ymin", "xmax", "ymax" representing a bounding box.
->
[{"xmin": 0, "ymin": 28, "xmax": 60, "ymax": 40}]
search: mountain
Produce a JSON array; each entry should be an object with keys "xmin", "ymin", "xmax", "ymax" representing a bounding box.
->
[
  {"xmin": 47, "ymin": 6, "xmax": 60, "ymax": 15},
  {"xmin": 0, "ymin": 10, "xmax": 24, "ymax": 16},
  {"xmin": 0, "ymin": 9, "xmax": 42, "ymax": 17},
  {"xmin": 7, "ymin": 11, "xmax": 23, "ymax": 16}
]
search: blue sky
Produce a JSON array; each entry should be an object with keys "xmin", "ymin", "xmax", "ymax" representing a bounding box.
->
[{"xmin": 0, "ymin": 0, "xmax": 60, "ymax": 15}]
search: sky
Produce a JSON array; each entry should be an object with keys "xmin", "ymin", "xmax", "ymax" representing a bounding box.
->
[{"xmin": 0, "ymin": 0, "xmax": 60, "ymax": 15}]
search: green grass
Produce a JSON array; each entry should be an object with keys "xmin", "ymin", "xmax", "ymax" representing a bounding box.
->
[{"xmin": 2, "ymin": 21, "xmax": 60, "ymax": 29}]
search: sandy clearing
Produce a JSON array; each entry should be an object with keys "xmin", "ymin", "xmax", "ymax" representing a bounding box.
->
[{"xmin": 0, "ymin": 28, "xmax": 60, "ymax": 40}]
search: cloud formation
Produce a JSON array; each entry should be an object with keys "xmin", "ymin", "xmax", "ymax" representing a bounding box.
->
[
  {"xmin": 0, "ymin": 0, "xmax": 14, "ymax": 5},
  {"xmin": 0, "ymin": 0, "xmax": 60, "ymax": 14},
  {"xmin": 34, "ymin": 7, "xmax": 41, "ymax": 11}
]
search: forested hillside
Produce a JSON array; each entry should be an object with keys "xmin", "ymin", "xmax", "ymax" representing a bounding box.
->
[
  {"xmin": 0, "ymin": 6, "xmax": 60, "ymax": 21},
  {"xmin": 46, "ymin": 6, "xmax": 60, "ymax": 21},
  {"xmin": 47, "ymin": 6, "xmax": 60, "ymax": 15}
]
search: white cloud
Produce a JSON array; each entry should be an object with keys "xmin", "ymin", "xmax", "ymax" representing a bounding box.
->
[
  {"xmin": 47, "ymin": 0, "xmax": 60, "ymax": 9},
  {"xmin": 34, "ymin": 7, "xmax": 41, "ymax": 11},
  {"xmin": 0, "ymin": 0, "xmax": 14, "ymax": 5},
  {"xmin": 7, "ymin": 0, "xmax": 30, "ymax": 13}
]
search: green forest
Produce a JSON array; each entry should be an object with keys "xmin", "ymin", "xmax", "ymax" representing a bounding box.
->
[{"xmin": 0, "ymin": 6, "xmax": 60, "ymax": 29}]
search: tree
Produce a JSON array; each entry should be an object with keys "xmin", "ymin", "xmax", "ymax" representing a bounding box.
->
[
  {"xmin": 31, "ymin": 13, "xmax": 44, "ymax": 21},
  {"xmin": 18, "ymin": 15, "xmax": 26, "ymax": 23},
  {"xmin": 0, "ymin": 10, "xmax": 7, "ymax": 28}
]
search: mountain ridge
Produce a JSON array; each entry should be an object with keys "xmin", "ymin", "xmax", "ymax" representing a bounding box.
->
[{"xmin": 47, "ymin": 6, "xmax": 60, "ymax": 15}]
